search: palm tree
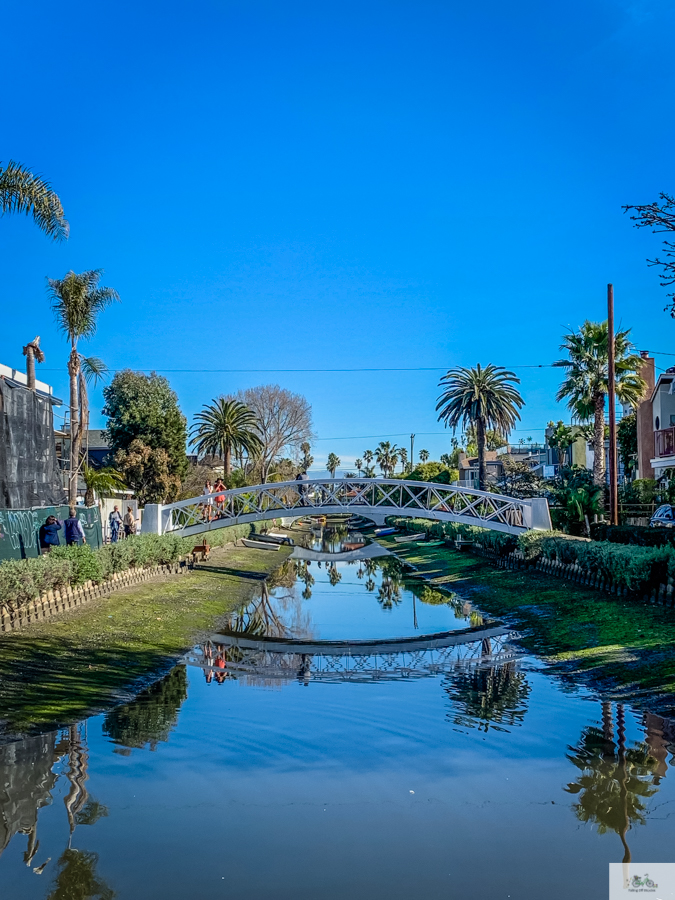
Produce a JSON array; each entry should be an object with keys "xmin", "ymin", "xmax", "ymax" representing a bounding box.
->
[
  {"xmin": 326, "ymin": 453, "xmax": 340, "ymax": 478},
  {"xmin": 375, "ymin": 441, "xmax": 398, "ymax": 477},
  {"xmin": 363, "ymin": 464, "xmax": 376, "ymax": 478},
  {"xmin": 554, "ymin": 322, "xmax": 646, "ymax": 486},
  {"xmin": 363, "ymin": 449, "xmax": 374, "ymax": 470},
  {"xmin": 82, "ymin": 465, "xmax": 126, "ymax": 508},
  {"xmin": 355, "ymin": 457, "xmax": 363, "ymax": 476},
  {"xmin": 548, "ymin": 420, "xmax": 576, "ymax": 470},
  {"xmin": 300, "ymin": 441, "xmax": 313, "ymax": 471},
  {"xmin": 0, "ymin": 160, "xmax": 69, "ymax": 239},
  {"xmin": 190, "ymin": 398, "xmax": 262, "ymax": 477},
  {"xmin": 419, "ymin": 449, "xmax": 430, "ymax": 463},
  {"xmin": 48, "ymin": 270, "xmax": 119, "ymax": 503},
  {"xmin": 436, "ymin": 364, "xmax": 524, "ymax": 491},
  {"xmin": 398, "ymin": 447, "xmax": 408, "ymax": 473}
]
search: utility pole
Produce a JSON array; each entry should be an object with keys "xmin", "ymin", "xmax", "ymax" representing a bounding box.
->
[
  {"xmin": 410, "ymin": 433, "xmax": 415, "ymax": 467},
  {"xmin": 607, "ymin": 284, "xmax": 619, "ymax": 526}
]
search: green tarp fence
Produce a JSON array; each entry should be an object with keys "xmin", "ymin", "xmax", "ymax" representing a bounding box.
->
[{"xmin": 0, "ymin": 505, "xmax": 103, "ymax": 561}]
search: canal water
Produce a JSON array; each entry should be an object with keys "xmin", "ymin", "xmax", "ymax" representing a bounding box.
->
[{"xmin": 1, "ymin": 531, "xmax": 674, "ymax": 899}]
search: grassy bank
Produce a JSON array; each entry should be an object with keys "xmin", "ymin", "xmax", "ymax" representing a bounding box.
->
[
  {"xmin": 0, "ymin": 541, "xmax": 290, "ymax": 740},
  {"xmin": 379, "ymin": 536, "xmax": 675, "ymax": 713}
]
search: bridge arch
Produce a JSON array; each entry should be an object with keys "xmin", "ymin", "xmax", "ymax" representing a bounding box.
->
[{"xmin": 144, "ymin": 478, "xmax": 551, "ymax": 538}]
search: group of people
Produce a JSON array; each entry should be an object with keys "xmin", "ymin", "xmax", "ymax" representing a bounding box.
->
[
  {"xmin": 108, "ymin": 505, "xmax": 137, "ymax": 542},
  {"xmin": 38, "ymin": 505, "xmax": 137, "ymax": 553},
  {"xmin": 201, "ymin": 479, "xmax": 227, "ymax": 521},
  {"xmin": 201, "ymin": 640, "xmax": 228, "ymax": 683},
  {"xmin": 38, "ymin": 507, "xmax": 88, "ymax": 553}
]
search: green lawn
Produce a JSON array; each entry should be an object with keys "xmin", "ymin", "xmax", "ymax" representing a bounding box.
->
[
  {"xmin": 379, "ymin": 537, "xmax": 675, "ymax": 712},
  {"xmin": 0, "ymin": 543, "xmax": 291, "ymax": 739}
]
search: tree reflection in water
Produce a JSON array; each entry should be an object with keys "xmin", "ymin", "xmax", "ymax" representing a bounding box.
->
[
  {"xmin": 46, "ymin": 848, "xmax": 115, "ymax": 900},
  {"xmin": 102, "ymin": 666, "xmax": 188, "ymax": 752},
  {"xmin": 293, "ymin": 560, "xmax": 315, "ymax": 600},
  {"xmin": 565, "ymin": 702, "xmax": 660, "ymax": 862},
  {"xmin": 443, "ymin": 663, "xmax": 531, "ymax": 733}
]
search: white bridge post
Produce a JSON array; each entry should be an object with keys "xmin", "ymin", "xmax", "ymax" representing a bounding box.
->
[{"xmin": 143, "ymin": 503, "xmax": 164, "ymax": 535}]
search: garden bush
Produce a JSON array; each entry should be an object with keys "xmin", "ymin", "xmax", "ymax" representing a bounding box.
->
[
  {"xmin": 0, "ymin": 521, "xmax": 257, "ymax": 614},
  {"xmin": 589, "ymin": 522, "xmax": 675, "ymax": 548}
]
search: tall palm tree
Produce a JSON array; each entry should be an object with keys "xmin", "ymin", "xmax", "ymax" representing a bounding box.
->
[
  {"xmin": 326, "ymin": 452, "xmax": 340, "ymax": 478},
  {"xmin": 355, "ymin": 457, "xmax": 363, "ymax": 476},
  {"xmin": 190, "ymin": 398, "xmax": 262, "ymax": 477},
  {"xmin": 419, "ymin": 449, "xmax": 430, "ymax": 463},
  {"xmin": 436, "ymin": 364, "xmax": 524, "ymax": 491},
  {"xmin": 363, "ymin": 449, "xmax": 374, "ymax": 471},
  {"xmin": 554, "ymin": 322, "xmax": 646, "ymax": 486},
  {"xmin": 375, "ymin": 441, "xmax": 398, "ymax": 477},
  {"xmin": 398, "ymin": 447, "xmax": 408, "ymax": 473},
  {"xmin": 0, "ymin": 160, "xmax": 69, "ymax": 239},
  {"xmin": 48, "ymin": 270, "xmax": 119, "ymax": 503}
]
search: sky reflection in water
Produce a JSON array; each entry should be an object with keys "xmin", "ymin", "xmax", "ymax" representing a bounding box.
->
[{"xmin": 1, "ymin": 551, "xmax": 674, "ymax": 900}]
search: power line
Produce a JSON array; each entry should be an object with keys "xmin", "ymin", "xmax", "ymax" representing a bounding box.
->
[{"xmin": 38, "ymin": 363, "xmax": 557, "ymax": 374}]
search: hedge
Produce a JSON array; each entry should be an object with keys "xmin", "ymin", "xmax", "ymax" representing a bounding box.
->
[
  {"xmin": 590, "ymin": 522, "xmax": 675, "ymax": 548},
  {"xmin": 0, "ymin": 522, "xmax": 256, "ymax": 614},
  {"xmin": 385, "ymin": 516, "xmax": 675, "ymax": 597}
]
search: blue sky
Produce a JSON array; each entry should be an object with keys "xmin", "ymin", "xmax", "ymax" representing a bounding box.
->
[{"xmin": 2, "ymin": 0, "xmax": 675, "ymax": 472}]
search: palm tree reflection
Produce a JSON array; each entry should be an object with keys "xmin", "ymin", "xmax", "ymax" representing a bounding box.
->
[
  {"xmin": 565, "ymin": 702, "xmax": 660, "ymax": 863},
  {"xmin": 46, "ymin": 848, "xmax": 115, "ymax": 900},
  {"xmin": 444, "ymin": 663, "xmax": 530, "ymax": 732}
]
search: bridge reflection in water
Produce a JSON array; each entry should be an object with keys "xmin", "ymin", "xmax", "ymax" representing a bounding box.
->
[{"xmin": 186, "ymin": 622, "xmax": 519, "ymax": 685}]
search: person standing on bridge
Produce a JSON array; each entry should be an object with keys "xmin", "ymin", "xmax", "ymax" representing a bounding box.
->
[{"xmin": 213, "ymin": 478, "xmax": 226, "ymax": 513}]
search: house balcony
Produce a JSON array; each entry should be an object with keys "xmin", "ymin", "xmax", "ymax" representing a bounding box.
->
[{"xmin": 651, "ymin": 427, "xmax": 675, "ymax": 473}]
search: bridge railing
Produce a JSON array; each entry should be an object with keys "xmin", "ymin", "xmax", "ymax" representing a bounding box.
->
[{"xmin": 145, "ymin": 478, "xmax": 552, "ymax": 537}]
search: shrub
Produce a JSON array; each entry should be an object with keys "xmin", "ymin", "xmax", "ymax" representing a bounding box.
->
[
  {"xmin": 590, "ymin": 522, "xmax": 675, "ymax": 548},
  {"xmin": 50, "ymin": 545, "xmax": 103, "ymax": 585},
  {"xmin": 0, "ymin": 520, "xmax": 257, "ymax": 615}
]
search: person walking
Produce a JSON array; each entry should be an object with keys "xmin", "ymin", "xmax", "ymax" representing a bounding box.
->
[
  {"xmin": 109, "ymin": 505, "xmax": 123, "ymax": 543},
  {"xmin": 39, "ymin": 515, "xmax": 62, "ymax": 553},
  {"xmin": 64, "ymin": 508, "xmax": 87, "ymax": 546},
  {"xmin": 124, "ymin": 506, "xmax": 137, "ymax": 537}
]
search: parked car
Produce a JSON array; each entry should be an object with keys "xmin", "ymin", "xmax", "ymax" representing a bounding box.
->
[{"xmin": 650, "ymin": 504, "xmax": 675, "ymax": 528}]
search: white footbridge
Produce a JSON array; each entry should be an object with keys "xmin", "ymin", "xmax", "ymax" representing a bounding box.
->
[{"xmin": 144, "ymin": 478, "xmax": 551, "ymax": 538}]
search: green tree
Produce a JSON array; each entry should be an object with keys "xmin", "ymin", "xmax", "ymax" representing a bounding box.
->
[
  {"xmin": 362, "ymin": 449, "xmax": 374, "ymax": 471},
  {"xmin": 326, "ymin": 453, "xmax": 340, "ymax": 478},
  {"xmin": 496, "ymin": 457, "xmax": 544, "ymax": 499},
  {"xmin": 553, "ymin": 466, "xmax": 603, "ymax": 535},
  {"xmin": 114, "ymin": 438, "xmax": 180, "ymax": 505},
  {"xmin": 554, "ymin": 322, "xmax": 646, "ymax": 486},
  {"xmin": 0, "ymin": 160, "xmax": 68, "ymax": 239},
  {"xmin": 436, "ymin": 364, "xmax": 524, "ymax": 491},
  {"xmin": 103, "ymin": 370, "xmax": 188, "ymax": 492},
  {"xmin": 375, "ymin": 441, "xmax": 399, "ymax": 477},
  {"xmin": 355, "ymin": 457, "xmax": 363, "ymax": 476},
  {"xmin": 547, "ymin": 420, "xmax": 576, "ymax": 470},
  {"xmin": 419, "ymin": 449, "xmax": 429, "ymax": 463},
  {"xmin": 300, "ymin": 441, "xmax": 314, "ymax": 472},
  {"xmin": 618, "ymin": 411, "xmax": 638, "ymax": 477},
  {"xmin": 48, "ymin": 270, "xmax": 120, "ymax": 503},
  {"xmin": 189, "ymin": 398, "xmax": 261, "ymax": 477},
  {"xmin": 82, "ymin": 465, "xmax": 126, "ymax": 508},
  {"xmin": 398, "ymin": 447, "xmax": 408, "ymax": 472}
]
